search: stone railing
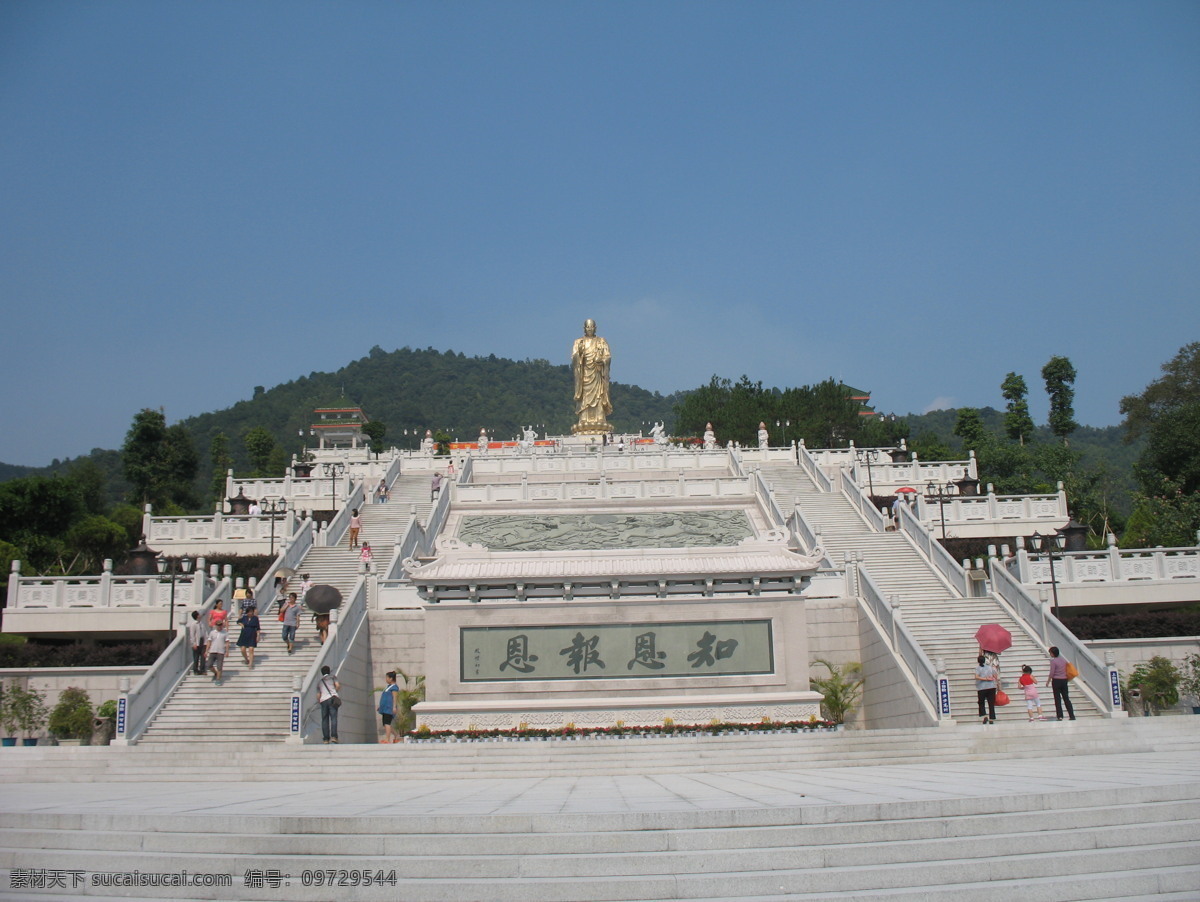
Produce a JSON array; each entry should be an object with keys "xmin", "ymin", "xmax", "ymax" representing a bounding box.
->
[
  {"xmin": 896, "ymin": 501, "xmax": 970, "ymax": 597},
  {"xmin": 293, "ymin": 575, "xmax": 369, "ymax": 744},
  {"xmin": 846, "ymin": 455, "xmax": 978, "ymax": 493},
  {"xmin": 142, "ymin": 507, "xmax": 303, "ymax": 555},
  {"xmin": 989, "ymin": 564, "xmax": 1119, "ymax": 715},
  {"xmin": 454, "ymin": 475, "xmax": 753, "ymax": 504},
  {"xmin": 114, "ymin": 574, "xmax": 232, "ymax": 744},
  {"xmin": 224, "ymin": 471, "xmax": 354, "ymax": 510},
  {"xmin": 468, "ymin": 448, "xmax": 734, "ymax": 478},
  {"xmin": 911, "ymin": 488, "xmax": 1068, "ymax": 533},
  {"xmin": 798, "ymin": 441, "xmax": 833, "ymax": 492},
  {"xmin": 1009, "ymin": 541, "xmax": 1200, "ymax": 586},
  {"xmin": 854, "ymin": 561, "xmax": 944, "ymax": 723},
  {"xmin": 7, "ymin": 558, "xmax": 220, "ymax": 611}
]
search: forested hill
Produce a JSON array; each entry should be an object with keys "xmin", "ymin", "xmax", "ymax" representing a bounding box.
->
[{"xmin": 182, "ymin": 345, "xmax": 685, "ymax": 472}]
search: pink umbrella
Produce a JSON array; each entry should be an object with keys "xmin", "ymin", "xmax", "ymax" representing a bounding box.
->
[{"xmin": 974, "ymin": 623, "xmax": 1013, "ymax": 654}]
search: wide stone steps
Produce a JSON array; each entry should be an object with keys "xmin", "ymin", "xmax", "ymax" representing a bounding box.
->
[
  {"xmin": 2, "ymin": 718, "xmax": 1192, "ymax": 782},
  {"xmin": 0, "ymin": 784, "xmax": 1196, "ymax": 900}
]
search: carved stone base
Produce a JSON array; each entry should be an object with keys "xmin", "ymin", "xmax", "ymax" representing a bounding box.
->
[
  {"xmin": 414, "ymin": 698, "xmax": 822, "ymax": 732},
  {"xmin": 572, "ymin": 422, "xmax": 613, "ymax": 435}
]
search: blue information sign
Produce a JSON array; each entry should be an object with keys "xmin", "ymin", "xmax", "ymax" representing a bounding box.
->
[
  {"xmin": 116, "ymin": 697, "xmax": 127, "ymax": 734},
  {"xmin": 938, "ymin": 678, "xmax": 951, "ymax": 715},
  {"xmin": 290, "ymin": 695, "xmax": 301, "ymax": 732}
]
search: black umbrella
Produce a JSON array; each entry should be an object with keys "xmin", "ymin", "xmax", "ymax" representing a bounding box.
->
[{"xmin": 305, "ymin": 584, "xmax": 343, "ymax": 614}]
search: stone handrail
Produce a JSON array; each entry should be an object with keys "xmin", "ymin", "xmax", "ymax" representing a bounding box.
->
[
  {"xmin": 737, "ymin": 445, "xmax": 801, "ymax": 466},
  {"xmin": 8, "ymin": 560, "xmax": 215, "ymax": 610},
  {"xmin": 115, "ymin": 575, "xmax": 232, "ymax": 744},
  {"xmin": 1012, "ymin": 543, "xmax": 1200, "ymax": 586},
  {"xmin": 989, "ymin": 563, "xmax": 1117, "ymax": 715},
  {"xmin": 144, "ymin": 510, "xmax": 300, "ymax": 545},
  {"xmin": 453, "ymin": 475, "xmax": 753, "ymax": 504},
  {"xmin": 797, "ymin": 441, "xmax": 833, "ymax": 492},
  {"xmin": 295, "ymin": 575, "xmax": 368, "ymax": 743},
  {"xmin": 856, "ymin": 564, "xmax": 943, "ymax": 721},
  {"xmin": 897, "ymin": 502, "xmax": 970, "ymax": 597},
  {"xmin": 423, "ymin": 479, "xmax": 452, "ymax": 554},
  {"xmin": 320, "ymin": 481, "xmax": 365, "ymax": 547},
  {"xmin": 913, "ymin": 490, "xmax": 1068, "ymax": 526},
  {"xmin": 468, "ymin": 449, "xmax": 732, "ymax": 477},
  {"xmin": 846, "ymin": 456, "xmax": 978, "ymax": 491},
  {"xmin": 752, "ymin": 470, "xmax": 788, "ymax": 530},
  {"xmin": 838, "ymin": 469, "xmax": 888, "ymax": 532},
  {"xmin": 786, "ymin": 506, "xmax": 828, "ymax": 564}
]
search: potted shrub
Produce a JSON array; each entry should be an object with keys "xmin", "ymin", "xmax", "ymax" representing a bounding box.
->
[
  {"xmin": 1179, "ymin": 652, "xmax": 1200, "ymax": 715},
  {"xmin": 0, "ymin": 681, "xmax": 19, "ymax": 746},
  {"xmin": 93, "ymin": 699, "xmax": 118, "ymax": 746},
  {"xmin": 7, "ymin": 683, "xmax": 49, "ymax": 746},
  {"xmin": 1125, "ymin": 656, "xmax": 1181, "ymax": 716},
  {"xmin": 809, "ymin": 658, "xmax": 864, "ymax": 725},
  {"xmin": 49, "ymin": 687, "xmax": 95, "ymax": 745}
]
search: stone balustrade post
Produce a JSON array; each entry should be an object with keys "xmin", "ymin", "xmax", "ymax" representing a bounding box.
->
[
  {"xmin": 1105, "ymin": 652, "xmax": 1123, "ymax": 713},
  {"xmin": 225, "ymin": 468, "xmax": 235, "ymax": 502},
  {"xmin": 288, "ymin": 676, "xmax": 303, "ymax": 744},
  {"xmin": 935, "ymin": 659, "xmax": 952, "ymax": 719},
  {"xmin": 6, "ymin": 560, "xmax": 20, "ymax": 610},
  {"xmin": 213, "ymin": 506, "xmax": 224, "ymax": 540},
  {"xmin": 112, "ymin": 676, "xmax": 132, "ymax": 746},
  {"xmin": 99, "ymin": 558, "xmax": 114, "ymax": 608},
  {"xmin": 1038, "ymin": 590, "xmax": 1050, "ymax": 641},
  {"xmin": 890, "ymin": 596, "xmax": 901, "ymax": 647}
]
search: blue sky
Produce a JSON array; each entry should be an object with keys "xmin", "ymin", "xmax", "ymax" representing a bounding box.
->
[{"xmin": 2, "ymin": 1, "xmax": 1197, "ymax": 466}]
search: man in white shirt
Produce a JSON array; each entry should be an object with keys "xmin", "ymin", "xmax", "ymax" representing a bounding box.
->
[{"xmin": 206, "ymin": 621, "xmax": 228, "ymax": 686}]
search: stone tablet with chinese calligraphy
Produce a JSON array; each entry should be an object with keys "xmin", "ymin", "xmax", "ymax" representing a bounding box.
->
[
  {"xmin": 456, "ymin": 511, "xmax": 753, "ymax": 552},
  {"xmin": 461, "ymin": 620, "xmax": 774, "ymax": 682}
]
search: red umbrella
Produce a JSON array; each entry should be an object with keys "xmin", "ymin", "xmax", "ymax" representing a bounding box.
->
[
  {"xmin": 895, "ymin": 487, "xmax": 917, "ymax": 494},
  {"xmin": 974, "ymin": 623, "xmax": 1012, "ymax": 654}
]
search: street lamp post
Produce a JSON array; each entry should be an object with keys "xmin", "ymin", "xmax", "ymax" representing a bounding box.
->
[
  {"xmin": 1029, "ymin": 531, "xmax": 1067, "ymax": 619},
  {"xmin": 855, "ymin": 448, "xmax": 882, "ymax": 498},
  {"xmin": 321, "ymin": 461, "xmax": 346, "ymax": 521},
  {"xmin": 925, "ymin": 481, "xmax": 959, "ymax": 542},
  {"xmin": 157, "ymin": 556, "xmax": 193, "ymax": 644},
  {"xmin": 262, "ymin": 498, "xmax": 288, "ymax": 557}
]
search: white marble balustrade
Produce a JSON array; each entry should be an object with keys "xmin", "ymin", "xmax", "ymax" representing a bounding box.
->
[
  {"xmin": 469, "ymin": 449, "xmax": 733, "ymax": 477},
  {"xmin": 7, "ymin": 559, "xmax": 218, "ymax": 611},
  {"xmin": 454, "ymin": 475, "xmax": 753, "ymax": 504},
  {"xmin": 1004, "ymin": 539, "xmax": 1200, "ymax": 609},
  {"xmin": 908, "ymin": 489, "xmax": 1069, "ymax": 539}
]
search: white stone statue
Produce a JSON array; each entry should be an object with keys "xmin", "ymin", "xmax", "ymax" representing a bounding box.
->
[
  {"xmin": 477, "ymin": 428, "xmax": 489, "ymax": 453},
  {"xmin": 703, "ymin": 422, "xmax": 717, "ymax": 451},
  {"xmin": 758, "ymin": 421, "xmax": 769, "ymax": 450},
  {"xmin": 523, "ymin": 425, "xmax": 537, "ymax": 443},
  {"xmin": 420, "ymin": 429, "xmax": 435, "ymax": 456},
  {"xmin": 649, "ymin": 421, "xmax": 666, "ymax": 445}
]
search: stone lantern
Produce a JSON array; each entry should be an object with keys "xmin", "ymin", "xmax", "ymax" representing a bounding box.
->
[
  {"xmin": 1058, "ymin": 519, "xmax": 1089, "ymax": 552},
  {"xmin": 126, "ymin": 536, "xmax": 159, "ymax": 575},
  {"xmin": 227, "ymin": 489, "xmax": 254, "ymax": 515}
]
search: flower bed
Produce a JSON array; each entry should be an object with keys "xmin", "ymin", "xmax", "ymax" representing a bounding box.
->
[{"xmin": 405, "ymin": 718, "xmax": 838, "ymax": 743}]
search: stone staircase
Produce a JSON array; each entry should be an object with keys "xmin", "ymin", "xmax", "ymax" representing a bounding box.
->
[
  {"xmin": 136, "ymin": 473, "xmax": 431, "ymax": 744},
  {"xmin": 759, "ymin": 464, "xmax": 1100, "ymax": 724},
  {"xmin": 1, "ymin": 719, "xmax": 1197, "ymax": 901}
]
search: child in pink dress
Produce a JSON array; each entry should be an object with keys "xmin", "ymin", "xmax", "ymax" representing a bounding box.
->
[{"xmin": 1019, "ymin": 665, "xmax": 1046, "ymax": 721}]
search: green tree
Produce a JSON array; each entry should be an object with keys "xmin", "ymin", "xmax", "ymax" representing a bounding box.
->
[
  {"xmin": 1042, "ymin": 356, "xmax": 1078, "ymax": 445},
  {"xmin": 1120, "ymin": 344, "xmax": 1200, "ymax": 543},
  {"xmin": 121, "ymin": 409, "xmax": 199, "ymax": 509},
  {"xmin": 65, "ymin": 515, "xmax": 129, "ymax": 572},
  {"xmin": 1001, "ymin": 372, "xmax": 1034, "ymax": 446},
  {"xmin": 1126, "ymin": 656, "xmax": 1181, "ymax": 715},
  {"xmin": 952, "ymin": 408, "xmax": 988, "ymax": 452},
  {"xmin": 1119, "ymin": 341, "xmax": 1200, "ymax": 440},
  {"xmin": 362, "ymin": 420, "xmax": 388, "ymax": 458},
  {"xmin": 243, "ymin": 427, "xmax": 277, "ymax": 477}
]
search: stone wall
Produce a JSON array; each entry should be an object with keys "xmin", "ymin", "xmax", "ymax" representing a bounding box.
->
[
  {"xmin": 1084, "ymin": 636, "xmax": 1200, "ymax": 716},
  {"xmin": 0, "ymin": 667, "xmax": 146, "ymax": 741},
  {"xmin": 857, "ymin": 603, "xmax": 939, "ymax": 729}
]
